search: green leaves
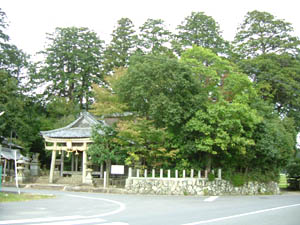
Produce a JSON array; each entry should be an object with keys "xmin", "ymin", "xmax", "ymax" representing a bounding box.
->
[
  {"xmin": 36, "ymin": 27, "xmax": 105, "ymax": 109},
  {"xmin": 233, "ymin": 10, "xmax": 300, "ymax": 58},
  {"xmin": 88, "ymin": 123, "xmax": 123, "ymax": 165},
  {"xmin": 186, "ymin": 100, "xmax": 261, "ymax": 156},
  {"xmin": 116, "ymin": 118, "xmax": 178, "ymax": 168},
  {"xmin": 116, "ymin": 54, "xmax": 198, "ymax": 129},
  {"xmin": 239, "ymin": 53, "xmax": 300, "ymax": 129},
  {"xmin": 174, "ymin": 12, "xmax": 231, "ymax": 56},
  {"xmin": 138, "ymin": 18, "xmax": 172, "ymax": 55},
  {"xmin": 103, "ymin": 18, "xmax": 138, "ymax": 73}
]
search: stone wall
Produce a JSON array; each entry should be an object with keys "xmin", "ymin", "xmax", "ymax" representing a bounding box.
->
[{"xmin": 125, "ymin": 178, "xmax": 280, "ymax": 195}]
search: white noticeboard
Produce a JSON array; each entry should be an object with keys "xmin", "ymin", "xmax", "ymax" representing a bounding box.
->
[{"xmin": 111, "ymin": 165, "xmax": 125, "ymax": 175}]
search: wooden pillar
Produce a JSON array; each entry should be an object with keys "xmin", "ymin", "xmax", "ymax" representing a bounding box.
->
[
  {"xmin": 60, "ymin": 150, "xmax": 64, "ymax": 177},
  {"xmin": 49, "ymin": 150, "xmax": 56, "ymax": 183},
  {"xmin": 71, "ymin": 152, "xmax": 74, "ymax": 172},
  {"xmin": 3, "ymin": 159, "xmax": 7, "ymax": 182},
  {"xmin": 82, "ymin": 150, "xmax": 87, "ymax": 183},
  {"xmin": 75, "ymin": 154, "xmax": 78, "ymax": 172}
]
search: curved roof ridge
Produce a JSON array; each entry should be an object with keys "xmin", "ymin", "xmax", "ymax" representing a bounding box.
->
[{"xmin": 40, "ymin": 111, "xmax": 102, "ymax": 138}]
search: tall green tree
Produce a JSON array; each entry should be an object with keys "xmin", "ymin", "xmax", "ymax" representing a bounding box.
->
[
  {"xmin": 247, "ymin": 115, "xmax": 296, "ymax": 175},
  {"xmin": 34, "ymin": 27, "xmax": 105, "ymax": 109},
  {"xmin": 233, "ymin": 10, "xmax": 300, "ymax": 59},
  {"xmin": 0, "ymin": 8, "xmax": 28, "ymax": 84},
  {"xmin": 173, "ymin": 12, "xmax": 230, "ymax": 56},
  {"xmin": 0, "ymin": 9, "xmax": 42, "ymax": 156},
  {"xmin": 180, "ymin": 47, "xmax": 261, "ymax": 170},
  {"xmin": 138, "ymin": 19, "xmax": 173, "ymax": 55},
  {"xmin": 115, "ymin": 54, "xmax": 199, "ymax": 130},
  {"xmin": 239, "ymin": 53, "xmax": 300, "ymax": 129},
  {"xmin": 0, "ymin": 70, "xmax": 44, "ymax": 155},
  {"xmin": 0, "ymin": 8, "xmax": 9, "ymax": 42},
  {"xmin": 103, "ymin": 18, "xmax": 138, "ymax": 73}
]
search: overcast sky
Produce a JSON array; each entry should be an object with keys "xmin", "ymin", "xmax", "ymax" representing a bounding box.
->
[{"xmin": 2, "ymin": 0, "xmax": 300, "ymax": 57}]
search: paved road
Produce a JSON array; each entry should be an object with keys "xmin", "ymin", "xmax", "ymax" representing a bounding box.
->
[{"xmin": 1, "ymin": 187, "xmax": 300, "ymax": 225}]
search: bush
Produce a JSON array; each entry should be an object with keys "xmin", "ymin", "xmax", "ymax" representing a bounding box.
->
[
  {"xmin": 286, "ymin": 159, "xmax": 300, "ymax": 190},
  {"xmin": 231, "ymin": 174, "xmax": 246, "ymax": 187},
  {"xmin": 208, "ymin": 173, "xmax": 215, "ymax": 182},
  {"xmin": 287, "ymin": 159, "xmax": 300, "ymax": 178}
]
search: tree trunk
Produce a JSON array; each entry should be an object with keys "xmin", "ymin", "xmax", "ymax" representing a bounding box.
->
[{"xmin": 205, "ymin": 153, "xmax": 212, "ymax": 172}]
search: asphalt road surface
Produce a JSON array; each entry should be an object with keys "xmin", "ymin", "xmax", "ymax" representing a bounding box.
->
[{"xmin": 1, "ymin": 187, "xmax": 300, "ymax": 225}]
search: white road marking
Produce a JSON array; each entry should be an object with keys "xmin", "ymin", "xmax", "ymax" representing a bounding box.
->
[
  {"xmin": 66, "ymin": 194, "xmax": 126, "ymax": 217},
  {"xmin": 203, "ymin": 196, "xmax": 219, "ymax": 202},
  {"xmin": 37, "ymin": 218, "xmax": 106, "ymax": 225},
  {"xmin": 182, "ymin": 203, "xmax": 300, "ymax": 225},
  {"xmin": 0, "ymin": 216, "xmax": 88, "ymax": 224},
  {"xmin": 0, "ymin": 194, "xmax": 126, "ymax": 225},
  {"xmin": 100, "ymin": 223, "xmax": 129, "ymax": 225}
]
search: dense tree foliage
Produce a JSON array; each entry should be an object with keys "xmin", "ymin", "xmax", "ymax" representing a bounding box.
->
[
  {"xmin": 138, "ymin": 19, "xmax": 173, "ymax": 55},
  {"xmin": 88, "ymin": 122, "xmax": 125, "ymax": 184},
  {"xmin": 178, "ymin": 47, "xmax": 262, "ymax": 170},
  {"xmin": 33, "ymin": 27, "xmax": 105, "ymax": 109},
  {"xmin": 0, "ymin": 9, "xmax": 43, "ymax": 158},
  {"xmin": 112, "ymin": 46, "xmax": 296, "ymax": 178},
  {"xmin": 115, "ymin": 54, "xmax": 199, "ymax": 130},
  {"xmin": 0, "ymin": 9, "xmax": 28, "ymax": 81},
  {"xmin": 103, "ymin": 18, "xmax": 138, "ymax": 73},
  {"xmin": 1, "ymin": 7, "xmax": 299, "ymax": 178},
  {"xmin": 233, "ymin": 10, "xmax": 300, "ymax": 59},
  {"xmin": 239, "ymin": 53, "xmax": 300, "ymax": 128},
  {"xmin": 90, "ymin": 68, "xmax": 128, "ymax": 116},
  {"xmin": 173, "ymin": 12, "xmax": 231, "ymax": 56}
]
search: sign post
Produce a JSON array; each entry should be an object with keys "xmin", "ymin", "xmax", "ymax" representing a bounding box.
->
[{"xmin": 14, "ymin": 150, "xmax": 20, "ymax": 195}]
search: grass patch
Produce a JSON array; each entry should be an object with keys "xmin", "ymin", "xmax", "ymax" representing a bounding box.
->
[
  {"xmin": 0, "ymin": 192, "xmax": 55, "ymax": 203},
  {"xmin": 279, "ymin": 174, "xmax": 288, "ymax": 189}
]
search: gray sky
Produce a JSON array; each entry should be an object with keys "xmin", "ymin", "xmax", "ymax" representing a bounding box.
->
[{"xmin": 1, "ymin": 0, "xmax": 300, "ymax": 57}]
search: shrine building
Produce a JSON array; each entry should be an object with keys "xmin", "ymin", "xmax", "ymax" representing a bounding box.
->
[{"xmin": 40, "ymin": 111, "xmax": 104, "ymax": 184}]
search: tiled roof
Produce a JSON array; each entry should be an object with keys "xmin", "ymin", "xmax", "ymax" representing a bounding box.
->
[
  {"xmin": 40, "ymin": 112, "xmax": 105, "ymax": 138},
  {"xmin": 0, "ymin": 147, "xmax": 29, "ymax": 161}
]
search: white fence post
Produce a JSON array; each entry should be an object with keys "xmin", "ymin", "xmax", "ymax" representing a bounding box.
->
[
  {"xmin": 14, "ymin": 151, "xmax": 20, "ymax": 194},
  {"xmin": 144, "ymin": 169, "xmax": 147, "ymax": 178},
  {"xmin": 183, "ymin": 170, "xmax": 186, "ymax": 178},
  {"xmin": 128, "ymin": 167, "xmax": 132, "ymax": 178},
  {"xmin": 104, "ymin": 171, "xmax": 107, "ymax": 188},
  {"xmin": 191, "ymin": 169, "xmax": 194, "ymax": 178},
  {"xmin": 205, "ymin": 170, "xmax": 208, "ymax": 179},
  {"xmin": 152, "ymin": 169, "xmax": 155, "ymax": 178},
  {"xmin": 168, "ymin": 169, "xmax": 171, "ymax": 178},
  {"xmin": 218, "ymin": 169, "xmax": 222, "ymax": 179},
  {"xmin": 175, "ymin": 170, "xmax": 178, "ymax": 178},
  {"xmin": 198, "ymin": 170, "xmax": 201, "ymax": 178},
  {"xmin": 160, "ymin": 169, "xmax": 163, "ymax": 178},
  {"xmin": 137, "ymin": 169, "xmax": 140, "ymax": 178}
]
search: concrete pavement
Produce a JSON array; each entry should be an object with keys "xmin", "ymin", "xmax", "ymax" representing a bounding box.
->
[{"xmin": 1, "ymin": 186, "xmax": 300, "ymax": 225}]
